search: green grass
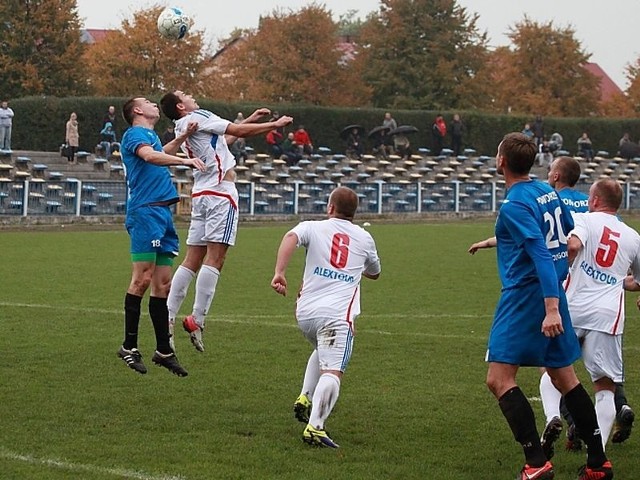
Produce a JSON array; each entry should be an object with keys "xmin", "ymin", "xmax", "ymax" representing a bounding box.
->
[{"xmin": 0, "ymin": 221, "xmax": 638, "ymax": 479}]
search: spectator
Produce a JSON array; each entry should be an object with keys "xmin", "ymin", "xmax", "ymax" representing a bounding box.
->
[
  {"xmin": 549, "ymin": 132, "xmax": 563, "ymax": 155},
  {"xmin": 521, "ymin": 123, "xmax": 534, "ymax": 139},
  {"xmin": 229, "ymin": 112, "xmax": 248, "ymax": 164},
  {"xmin": 346, "ymin": 127, "xmax": 364, "ymax": 159},
  {"xmin": 282, "ymin": 132, "xmax": 302, "ymax": 166},
  {"xmin": 577, "ymin": 132, "xmax": 594, "ymax": 161},
  {"xmin": 293, "ymin": 125, "xmax": 313, "ymax": 156},
  {"xmin": 266, "ymin": 128, "xmax": 283, "ymax": 158},
  {"xmin": 449, "ymin": 113, "xmax": 465, "ymax": 157},
  {"xmin": 393, "ymin": 134, "xmax": 411, "ymax": 160},
  {"xmin": 100, "ymin": 122, "xmax": 120, "ymax": 157},
  {"xmin": 0, "ymin": 100, "xmax": 14, "ymax": 151},
  {"xmin": 270, "ymin": 110, "xmax": 285, "ymax": 136},
  {"xmin": 382, "ymin": 112, "xmax": 397, "ymax": 154},
  {"xmin": 533, "ymin": 115, "xmax": 544, "ymax": 146},
  {"xmin": 431, "ymin": 114, "xmax": 446, "ymax": 156},
  {"xmin": 619, "ymin": 133, "xmax": 631, "ymax": 147},
  {"xmin": 65, "ymin": 112, "xmax": 79, "ymax": 163},
  {"xmin": 536, "ymin": 138, "xmax": 552, "ymax": 168},
  {"xmin": 161, "ymin": 125, "xmax": 176, "ymax": 146},
  {"xmin": 103, "ymin": 105, "xmax": 118, "ymax": 133}
]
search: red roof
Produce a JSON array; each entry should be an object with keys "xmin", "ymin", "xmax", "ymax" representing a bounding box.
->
[
  {"xmin": 583, "ymin": 62, "xmax": 623, "ymax": 102},
  {"xmin": 81, "ymin": 29, "xmax": 115, "ymax": 44}
]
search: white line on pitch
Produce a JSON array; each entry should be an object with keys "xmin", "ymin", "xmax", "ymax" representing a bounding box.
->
[{"xmin": 0, "ymin": 449, "xmax": 185, "ymax": 480}]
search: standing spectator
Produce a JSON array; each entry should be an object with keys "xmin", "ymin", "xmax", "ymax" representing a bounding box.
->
[
  {"xmin": 230, "ymin": 112, "xmax": 248, "ymax": 164},
  {"xmin": 382, "ymin": 112, "xmax": 397, "ymax": 154},
  {"xmin": 271, "ymin": 186, "xmax": 381, "ymax": 448},
  {"xmin": 449, "ymin": 113, "xmax": 465, "ymax": 157},
  {"xmin": 431, "ymin": 114, "xmax": 446, "ymax": 156},
  {"xmin": 266, "ymin": 128, "xmax": 283, "ymax": 158},
  {"xmin": 103, "ymin": 105, "xmax": 118, "ymax": 134},
  {"xmin": 116, "ymin": 96, "xmax": 205, "ymax": 377},
  {"xmin": 577, "ymin": 132, "xmax": 594, "ymax": 161},
  {"xmin": 479, "ymin": 132, "xmax": 611, "ymax": 479},
  {"xmin": 0, "ymin": 100, "xmax": 14, "ymax": 151},
  {"xmin": 294, "ymin": 125, "xmax": 313, "ymax": 156},
  {"xmin": 159, "ymin": 90, "xmax": 292, "ymax": 353},
  {"xmin": 65, "ymin": 112, "xmax": 79, "ymax": 163},
  {"xmin": 161, "ymin": 125, "xmax": 176, "ymax": 146},
  {"xmin": 533, "ymin": 115, "xmax": 545, "ymax": 147}
]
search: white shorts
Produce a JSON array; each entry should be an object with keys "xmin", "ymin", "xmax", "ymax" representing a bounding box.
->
[
  {"xmin": 298, "ymin": 317, "xmax": 353, "ymax": 372},
  {"xmin": 187, "ymin": 181, "xmax": 239, "ymax": 246},
  {"xmin": 575, "ymin": 327, "xmax": 624, "ymax": 383}
]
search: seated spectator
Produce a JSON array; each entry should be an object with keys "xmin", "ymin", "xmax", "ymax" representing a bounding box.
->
[
  {"xmin": 265, "ymin": 128, "xmax": 283, "ymax": 158},
  {"xmin": 619, "ymin": 132, "xmax": 631, "ymax": 147},
  {"xmin": 161, "ymin": 125, "xmax": 175, "ymax": 145},
  {"xmin": 576, "ymin": 132, "xmax": 593, "ymax": 160},
  {"xmin": 99, "ymin": 122, "xmax": 120, "ymax": 157},
  {"xmin": 230, "ymin": 112, "xmax": 248, "ymax": 164},
  {"xmin": 293, "ymin": 125, "xmax": 313, "ymax": 156},
  {"xmin": 521, "ymin": 123, "xmax": 534, "ymax": 139},
  {"xmin": 394, "ymin": 134, "xmax": 412, "ymax": 160},
  {"xmin": 536, "ymin": 138, "xmax": 552, "ymax": 168},
  {"xmin": 346, "ymin": 128, "xmax": 364, "ymax": 159},
  {"xmin": 281, "ymin": 132, "xmax": 302, "ymax": 166},
  {"xmin": 549, "ymin": 132, "xmax": 563, "ymax": 155}
]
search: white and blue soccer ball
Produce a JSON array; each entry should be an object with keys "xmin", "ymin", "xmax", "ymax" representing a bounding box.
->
[{"xmin": 157, "ymin": 7, "xmax": 190, "ymax": 40}]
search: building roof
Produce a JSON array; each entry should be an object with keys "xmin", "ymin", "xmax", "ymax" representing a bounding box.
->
[
  {"xmin": 583, "ymin": 62, "xmax": 623, "ymax": 102},
  {"xmin": 80, "ymin": 29, "xmax": 116, "ymax": 44}
]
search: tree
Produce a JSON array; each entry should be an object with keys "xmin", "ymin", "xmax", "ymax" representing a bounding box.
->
[
  {"xmin": 486, "ymin": 17, "xmax": 599, "ymax": 117},
  {"xmin": 354, "ymin": 0, "xmax": 490, "ymax": 110},
  {"xmin": 0, "ymin": 0, "xmax": 87, "ymax": 98},
  {"xmin": 82, "ymin": 6, "xmax": 206, "ymax": 97},
  {"xmin": 627, "ymin": 57, "xmax": 640, "ymax": 116},
  {"xmin": 201, "ymin": 5, "xmax": 372, "ymax": 107}
]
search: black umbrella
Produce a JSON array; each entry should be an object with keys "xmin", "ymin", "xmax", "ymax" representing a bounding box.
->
[
  {"xmin": 388, "ymin": 125, "xmax": 419, "ymax": 136},
  {"xmin": 367, "ymin": 125, "xmax": 391, "ymax": 139},
  {"xmin": 340, "ymin": 124, "xmax": 365, "ymax": 140}
]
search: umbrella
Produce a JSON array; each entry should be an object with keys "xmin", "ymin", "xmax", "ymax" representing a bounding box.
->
[
  {"xmin": 388, "ymin": 125, "xmax": 419, "ymax": 136},
  {"xmin": 340, "ymin": 124, "xmax": 365, "ymax": 140},
  {"xmin": 367, "ymin": 125, "xmax": 391, "ymax": 139}
]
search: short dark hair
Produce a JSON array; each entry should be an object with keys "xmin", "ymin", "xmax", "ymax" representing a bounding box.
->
[
  {"xmin": 330, "ymin": 187, "xmax": 358, "ymax": 220},
  {"xmin": 499, "ymin": 132, "xmax": 536, "ymax": 175},
  {"xmin": 122, "ymin": 98, "xmax": 140, "ymax": 126},
  {"xmin": 553, "ymin": 156, "xmax": 582, "ymax": 187},
  {"xmin": 160, "ymin": 92, "xmax": 181, "ymax": 121},
  {"xmin": 593, "ymin": 179, "xmax": 622, "ymax": 210}
]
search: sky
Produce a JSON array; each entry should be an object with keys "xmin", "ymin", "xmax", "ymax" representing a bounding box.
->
[{"xmin": 75, "ymin": 0, "xmax": 639, "ymax": 90}]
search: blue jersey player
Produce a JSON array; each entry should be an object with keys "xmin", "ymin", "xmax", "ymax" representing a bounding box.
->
[
  {"xmin": 485, "ymin": 133, "xmax": 612, "ymax": 480},
  {"xmin": 116, "ymin": 97, "xmax": 205, "ymax": 377}
]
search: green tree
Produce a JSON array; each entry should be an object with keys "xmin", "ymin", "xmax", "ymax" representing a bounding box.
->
[
  {"xmin": 202, "ymin": 5, "xmax": 371, "ymax": 107},
  {"xmin": 0, "ymin": 0, "xmax": 87, "ymax": 98},
  {"xmin": 487, "ymin": 17, "xmax": 599, "ymax": 117},
  {"xmin": 355, "ymin": 0, "xmax": 489, "ymax": 110},
  {"xmin": 82, "ymin": 5, "xmax": 206, "ymax": 97}
]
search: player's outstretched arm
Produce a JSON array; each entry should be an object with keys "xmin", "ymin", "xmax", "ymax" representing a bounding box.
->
[
  {"xmin": 138, "ymin": 145, "xmax": 206, "ymax": 172},
  {"xmin": 271, "ymin": 232, "xmax": 298, "ymax": 297},
  {"xmin": 468, "ymin": 236, "xmax": 497, "ymax": 255}
]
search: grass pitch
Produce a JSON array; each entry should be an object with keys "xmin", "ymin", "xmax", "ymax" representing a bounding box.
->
[{"xmin": 0, "ymin": 220, "xmax": 638, "ymax": 479}]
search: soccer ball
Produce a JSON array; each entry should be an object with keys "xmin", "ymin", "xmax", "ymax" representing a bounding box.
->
[{"xmin": 157, "ymin": 7, "xmax": 190, "ymax": 40}]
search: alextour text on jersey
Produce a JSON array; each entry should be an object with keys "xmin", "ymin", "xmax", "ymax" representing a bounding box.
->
[
  {"xmin": 579, "ymin": 260, "xmax": 618, "ymax": 285},
  {"xmin": 313, "ymin": 266, "xmax": 355, "ymax": 283}
]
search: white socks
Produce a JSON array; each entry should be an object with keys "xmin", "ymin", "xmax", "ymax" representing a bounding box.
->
[
  {"xmin": 595, "ymin": 389, "xmax": 616, "ymax": 450},
  {"xmin": 540, "ymin": 371, "xmax": 563, "ymax": 423},
  {"xmin": 309, "ymin": 373, "xmax": 341, "ymax": 430},
  {"xmin": 167, "ymin": 265, "xmax": 196, "ymax": 321},
  {"xmin": 301, "ymin": 350, "xmax": 320, "ymax": 398},
  {"xmin": 193, "ymin": 265, "xmax": 220, "ymax": 328}
]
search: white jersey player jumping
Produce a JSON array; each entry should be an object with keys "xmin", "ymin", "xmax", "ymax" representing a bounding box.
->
[
  {"xmin": 160, "ymin": 90, "xmax": 293, "ymax": 352},
  {"xmin": 565, "ymin": 178, "xmax": 640, "ymax": 448},
  {"xmin": 271, "ymin": 187, "xmax": 381, "ymax": 448}
]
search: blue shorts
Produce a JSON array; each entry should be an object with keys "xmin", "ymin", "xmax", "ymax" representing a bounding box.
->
[
  {"xmin": 125, "ymin": 206, "xmax": 179, "ymax": 257},
  {"xmin": 487, "ymin": 282, "xmax": 581, "ymax": 368}
]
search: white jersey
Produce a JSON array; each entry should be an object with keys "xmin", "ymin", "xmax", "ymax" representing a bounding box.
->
[
  {"xmin": 292, "ymin": 218, "xmax": 381, "ymax": 326},
  {"xmin": 565, "ymin": 212, "xmax": 640, "ymax": 334},
  {"xmin": 174, "ymin": 109, "xmax": 234, "ymax": 194}
]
